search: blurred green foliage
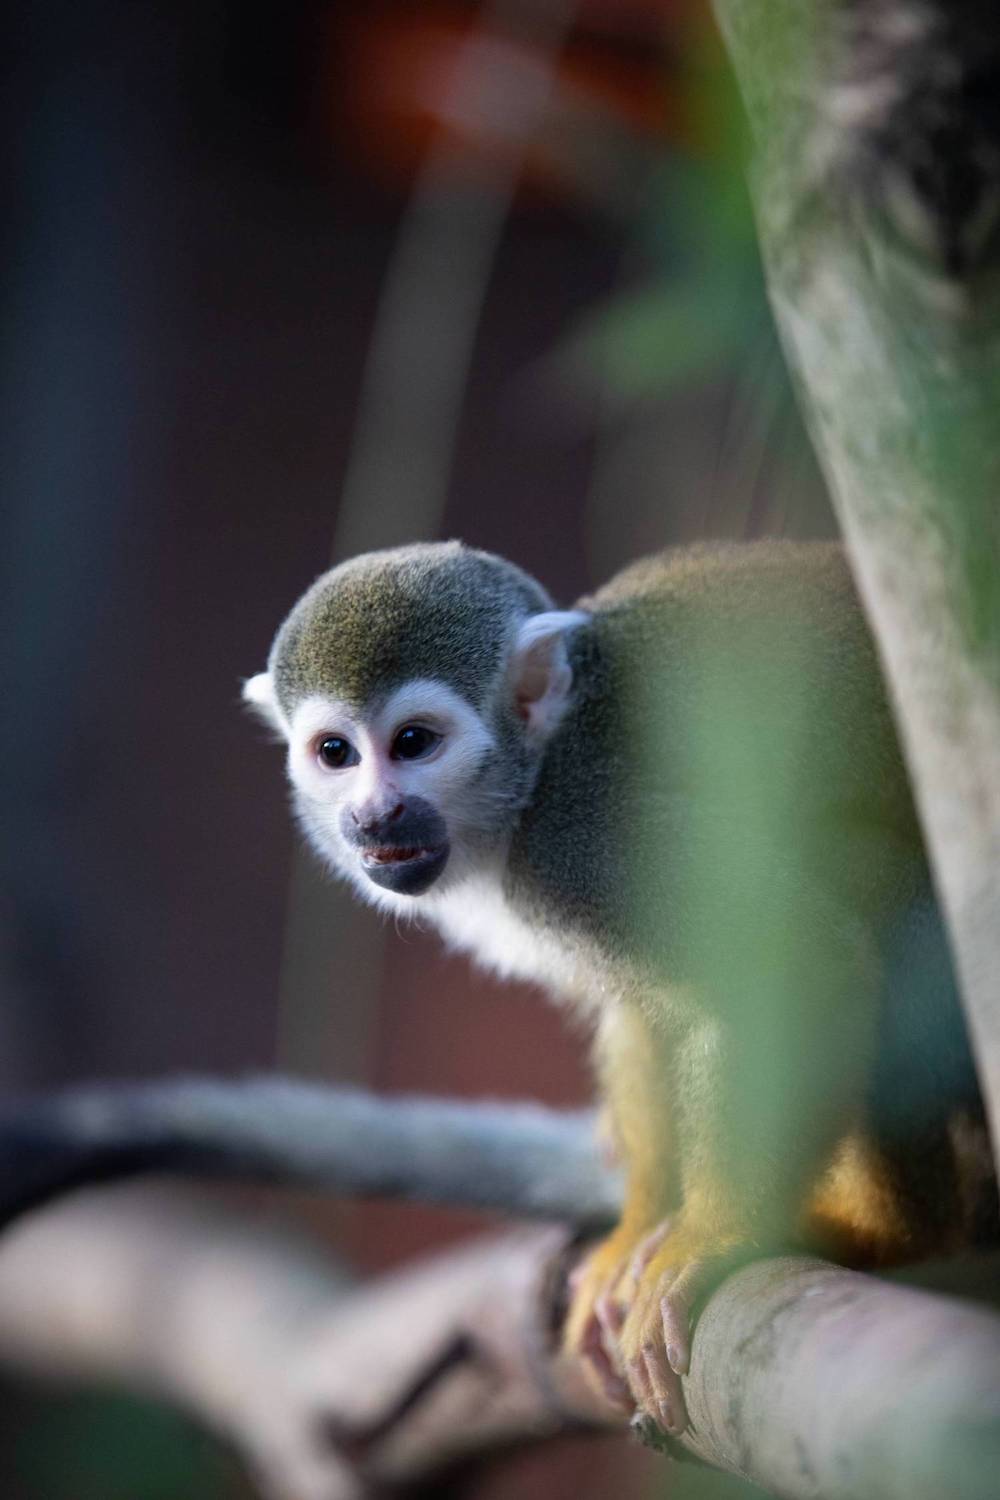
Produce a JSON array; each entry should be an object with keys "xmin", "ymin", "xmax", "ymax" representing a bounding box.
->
[
  {"xmin": 7, "ymin": 1387, "xmax": 241, "ymax": 1500},
  {"xmin": 566, "ymin": 14, "xmax": 769, "ymax": 399}
]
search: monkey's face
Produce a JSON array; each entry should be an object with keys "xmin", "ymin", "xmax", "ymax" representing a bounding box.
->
[
  {"xmin": 278, "ymin": 679, "xmax": 516, "ymax": 907},
  {"xmin": 244, "ymin": 542, "xmax": 590, "ymax": 913}
]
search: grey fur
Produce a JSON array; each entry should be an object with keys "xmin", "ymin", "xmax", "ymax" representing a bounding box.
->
[
  {"xmin": 507, "ymin": 539, "xmax": 918, "ymax": 960},
  {"xmin": 0, "ymin": 1079, "xmax": 618, "ymax": 1228},
  {"xmin": 269, "ymin": 541, "xmax": 552, "ymax": 716}
]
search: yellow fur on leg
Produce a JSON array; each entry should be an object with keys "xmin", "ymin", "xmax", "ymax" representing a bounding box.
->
[
  {"xmin": 806, "ymin": 1133, "xmax": 913, "ymax": 1267},
  {"xmin": 567, "ymin": 1006, "xmax": 678, "ymax": 1410}
]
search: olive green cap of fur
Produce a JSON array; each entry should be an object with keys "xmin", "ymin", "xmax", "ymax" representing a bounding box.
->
[{"xmin": 269, "ymin": 541, "xmax": 553, "ymax": 713}]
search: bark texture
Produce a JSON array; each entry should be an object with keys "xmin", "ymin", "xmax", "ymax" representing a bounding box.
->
[{"xmin": 712, "ymin": 0, "xmax": 1000, "ymax": 1163}]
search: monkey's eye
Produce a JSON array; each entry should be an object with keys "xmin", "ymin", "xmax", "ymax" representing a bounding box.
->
[
  {"xmin": 391, "ymin": 725, "xmax": 441, "ymax": 761},
  {"xmin": 317, "ymin": 735, "xmax": 358, "ymax": 769}
]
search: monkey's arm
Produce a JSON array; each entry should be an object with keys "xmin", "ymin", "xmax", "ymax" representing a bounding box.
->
[
  {"xmin": 569, "ymin": 845, "xmax": 916, "ymax": 1434},
  {"xmin": 563, "ymin": 1004, "xmax": 679, "ymax": 1407},
  {"xmin": 622, "ymin": 870, "xmax": 903, "ymax": 1434}
]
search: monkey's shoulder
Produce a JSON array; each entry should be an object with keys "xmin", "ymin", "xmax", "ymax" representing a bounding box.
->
[
  {"xmin": 579, "ymin": 539, "xmax": 856, "ymax": 639},
  {"xmin": 581, "ymin": 539, "xmax": 904, "ymax": 809},
  {"xmin": 506, "ymin": 538, "xmax": 919, "ymax": 968}
]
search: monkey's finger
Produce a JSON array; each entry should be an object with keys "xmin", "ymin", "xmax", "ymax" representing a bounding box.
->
[
  {"xmin": 659, "ymin": 1263, "xmax": 702, "ymax": 1375},
  {"xmin": 640, "ymin": 1340, "xmax": 686, "ymax": 1435},
  {"xmin": 567, "ymin": 1258, "xmax": 587, "ymax": 1296},
  {"xmin": 593, "ymin": 1292, "xmax": 636, "ymax": 1407},
  {"xmin": 580, "ymin": 1312, "xmax": 632, "ymax": 1411},
  {"xmin": 625, "ymin": 1219, "xmax": 674, "ymax": 1296},
  {"xmin": 626, "ymin": 1352, "xmax": 656, "ymax": 1419},
  {"xmin": 595, "ymin": 1290, "xmax": 625, "ymax": 1342}
]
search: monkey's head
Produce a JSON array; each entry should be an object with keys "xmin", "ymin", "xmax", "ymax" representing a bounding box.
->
[{"xmin": 245, "ymin": 542, "xmax": 588, "ymax": 911}]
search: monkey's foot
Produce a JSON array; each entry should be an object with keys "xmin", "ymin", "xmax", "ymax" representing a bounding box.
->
[
  {"xmin": 563, "ymin": 1219, "xmax": 675, "ymax": 1415},
  {"xmin": 617, "ymin": 1224, "xmax": 749, "ymax": 1435}
]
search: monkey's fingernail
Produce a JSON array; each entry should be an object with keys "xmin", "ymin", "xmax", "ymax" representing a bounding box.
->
[
  {"xmin": 666, "ymin": 1344, "xmax": 680, "ymax": 1371},
  {"xmin": 658, "ymin": 1399, "xmax": 673, "ymax": 1430}
]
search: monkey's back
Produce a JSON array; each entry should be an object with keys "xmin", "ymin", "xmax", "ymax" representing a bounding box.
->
[{"xmin": 511, "ymin": 539, "xmax": 923, "ymax": 964}]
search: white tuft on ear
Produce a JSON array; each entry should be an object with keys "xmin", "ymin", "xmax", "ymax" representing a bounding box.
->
[
  {"xmin": 508, "ymin": 610, "xmax": 589, "ymax": 741},
  {"xmin": 242, "ymin": 672, "xmax": 286, "ymax": 734}
]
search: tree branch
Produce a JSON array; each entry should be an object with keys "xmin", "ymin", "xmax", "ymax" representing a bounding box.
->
[
  {"xmin": 676, "ymin": 1255, "xmax": 1000, "ymax": 1498},
  {"xmin": 0, "ymin": 1189, "xmax": 615, "ymax": 1500},
  {"xmin": 3, "ymin": 1185, "xmax": 1000, "ymax": 1500}
]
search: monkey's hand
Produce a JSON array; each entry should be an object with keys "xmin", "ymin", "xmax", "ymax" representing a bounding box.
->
[
  {"xmin": 614, "ymin": 1214, "xmax": 754, "ymax": 1434},
  {"xmin": 563, "ymin": 1218, "xmax": 678, "ymax": 1417}
]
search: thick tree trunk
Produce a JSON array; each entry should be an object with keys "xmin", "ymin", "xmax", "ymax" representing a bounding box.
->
[
  {"xmin": 676, "ymin": 1255, "xmax": 1000, "ymax": 1498},
  {"xmin": 712, "ymin": 0, "xmax": 1000, "ymax": 1163}
]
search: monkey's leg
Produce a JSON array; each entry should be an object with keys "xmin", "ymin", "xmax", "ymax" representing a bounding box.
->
[
  {"xmin": 804, "ymin": 1129, "xmax": 947, "ymax": 1267},
  {"xmin": 564, "ymin": 1003, "xmax": 678, "ymax": 1410},
  {"xmin": 616, "ymin": 902, "xmax": 882, "ymax": 1434}
]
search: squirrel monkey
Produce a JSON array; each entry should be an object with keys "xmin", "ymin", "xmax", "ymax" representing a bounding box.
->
[{"xmin": 245, "ymin": 540, "xmax": 991, "ymax": 1434}]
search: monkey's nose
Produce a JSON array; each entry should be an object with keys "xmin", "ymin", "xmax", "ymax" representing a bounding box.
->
[{"xmin": 352, "ymin": 802, "xmax": 404, "ymax": 835}]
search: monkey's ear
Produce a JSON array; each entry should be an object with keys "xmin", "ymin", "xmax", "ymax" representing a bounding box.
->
[
  {"xmin": 508, "ymin": 611, "xmax": 589, "ymax": 740},
  {"xmin": 243, "ymin": 672, "xmax": 286, "ymax": 733}
]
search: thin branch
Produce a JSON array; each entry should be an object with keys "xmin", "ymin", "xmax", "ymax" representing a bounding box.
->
[
  {"xmin": 0, "ymin": 1189, "xmax": 613, "ymax": 1500},
  {"xmin": 667, "ymin": 1254, "xmax": 1000, "ymax": 1499},
  {"xmin": 0, "ymin": 1077, "xmax": 620, "ymax": 1230},
  {"xmin": 0, "ymin": 1187, "xmax": 362, "ymax": 1500}
]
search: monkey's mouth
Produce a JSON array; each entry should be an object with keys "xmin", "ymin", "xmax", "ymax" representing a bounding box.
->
[
  {"xmin": 363, "ymin": 845, "xmax": 432, "ymax": 865},
  {"xmin": 360, "ymin": 842, "xmax": 449, "ymax": 896}
]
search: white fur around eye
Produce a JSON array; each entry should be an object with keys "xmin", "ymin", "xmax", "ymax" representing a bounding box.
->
[
  {"xmin": 283, "ymin": 682, "xmax": 497, "ymax": 821},
  {"xmin": 373, "ymin": 680, "xmax": 496, "ymax": 792},
  {"xmin": 286, "ymin": 696, "xmax": 361, "ymax": 784},
  {"xmin": 374, "ymin": 679, "xmax": 487, "ymax": 739}
]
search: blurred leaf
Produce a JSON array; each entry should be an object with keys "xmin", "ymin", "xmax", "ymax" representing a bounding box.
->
[
  {"xmin": 15, "ymin": 1391, "xmax": 234, "ymax": 1500},
  {"xmin": 553, "ymin": 129, "xmax": 766, "ymax": 396},
  {"xmin": 551, "ymin": 7, "xmax": 768, "ymax": 401},
  {"xmin": 566, "ymin": 250, "xmax": 764, "ymax": 396}
]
